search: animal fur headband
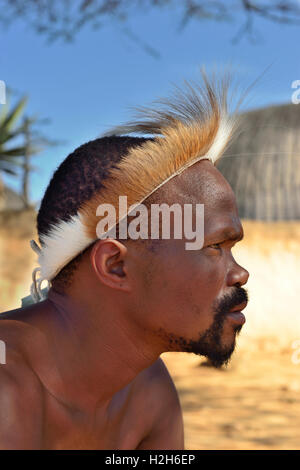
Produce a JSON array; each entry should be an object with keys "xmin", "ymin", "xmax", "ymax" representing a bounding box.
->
[{"xmin": 30, "ymin": 69, "xmax": 242, "ymax": 302}]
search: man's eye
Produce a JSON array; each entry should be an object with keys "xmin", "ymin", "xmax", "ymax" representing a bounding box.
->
[{"xmin": 208, "ymin": 243, "xmax": 222, "ymax": 250}]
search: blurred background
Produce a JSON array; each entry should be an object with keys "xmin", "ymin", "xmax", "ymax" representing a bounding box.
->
[{"xmin": 0, "ymin": 0, "xmax": 300, "ymax": 450}]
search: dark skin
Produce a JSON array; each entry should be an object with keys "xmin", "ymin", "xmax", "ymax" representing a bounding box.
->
[{"xmin": 0, "ymin": 160, "xmax": 249, "ymax": 449}]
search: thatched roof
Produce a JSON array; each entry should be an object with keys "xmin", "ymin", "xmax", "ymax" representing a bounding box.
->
[{"xmin": 217, "ymin": 103, "xmax": 300, "ymax": 220}]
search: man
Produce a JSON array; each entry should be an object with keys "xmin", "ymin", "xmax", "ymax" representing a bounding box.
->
[{"xmin": 0, "ymin": 71, "xmax": 249, "ymax": 449}]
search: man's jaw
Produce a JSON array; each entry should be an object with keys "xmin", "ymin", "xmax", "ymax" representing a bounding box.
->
[{"xmin": 182, "ymin": 311, "xmax": 243, "ymax": 368}]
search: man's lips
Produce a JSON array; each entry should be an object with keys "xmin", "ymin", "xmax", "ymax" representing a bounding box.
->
[
  {"xmin": 229, "ymin": 300, "xmax": 248, "ymax": 314},
  {"xmin": 227, "ymin": 300, "xmax": 248, "ymax": 325}
]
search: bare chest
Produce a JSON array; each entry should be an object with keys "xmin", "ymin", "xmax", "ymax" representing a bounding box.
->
[{"xmin": 41, "ymin": 388, "xmax": 144, "ymax": 450}]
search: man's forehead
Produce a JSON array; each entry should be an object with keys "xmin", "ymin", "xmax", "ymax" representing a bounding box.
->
[
  {"xmin": 157, "ymin": 159, "xmax": 236, "ymax": 208},
  {"xmin": 154, "ymin": 159, "xmax": 242, "ymax": 243}
]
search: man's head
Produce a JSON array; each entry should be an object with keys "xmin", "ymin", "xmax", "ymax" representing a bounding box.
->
[
  {"xmin": 35, "ymin": 72, "xmax": 249, "ymax": 367},
  {"xmin": 37, "ymin": 138, "xmax": 248, "ymax": 368}
]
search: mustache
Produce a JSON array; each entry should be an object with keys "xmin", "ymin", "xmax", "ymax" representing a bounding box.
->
[{"xmin": 215, "ymin": 287, "xmax": 249, "ymax": 317}]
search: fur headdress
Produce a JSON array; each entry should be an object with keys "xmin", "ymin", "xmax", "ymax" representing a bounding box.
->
[{"xmin": 30, "ymin": 68, "xmax": 242, "ymax": 302}]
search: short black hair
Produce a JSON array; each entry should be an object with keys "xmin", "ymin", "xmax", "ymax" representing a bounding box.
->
[{"xmin": 37, "ymin": 136, "xmax": 151, "ymax": 291}]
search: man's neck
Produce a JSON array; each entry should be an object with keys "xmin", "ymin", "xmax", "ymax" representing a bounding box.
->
[{"xmin": 27, "ymin": 288, "xmax": 161, "ymax": 414}]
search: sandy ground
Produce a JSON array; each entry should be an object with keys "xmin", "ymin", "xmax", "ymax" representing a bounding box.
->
[
  {"xmin": 0, "ymin": 214, "xmax": 300, "ymax": 449},
  {"xmin": 162, "ymin": 342, "xmax": 300, "ymax": 450}
]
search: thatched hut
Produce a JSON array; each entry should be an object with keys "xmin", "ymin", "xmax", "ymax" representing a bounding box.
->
[{"xmin": 217, "ymin": 103, "xmax": 300, "ymax": 220}]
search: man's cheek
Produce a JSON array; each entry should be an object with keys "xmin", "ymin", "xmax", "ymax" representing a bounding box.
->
[{"xmin": 196, "ymin": 256, "xmax": 226, "ymax": 290}]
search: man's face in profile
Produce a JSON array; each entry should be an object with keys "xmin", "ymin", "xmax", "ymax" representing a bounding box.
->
[{"xmin": 129, "ymin": 160, "xmax": 249, "ymax": 368}]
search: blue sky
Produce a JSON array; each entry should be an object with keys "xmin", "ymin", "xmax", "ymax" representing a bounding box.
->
[{"xmin": 1, "ymin": 5, "xmax": 299, "ymax": 204}]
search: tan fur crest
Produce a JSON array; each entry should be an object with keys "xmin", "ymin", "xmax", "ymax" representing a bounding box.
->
[{"xmin": 80, "ymin": 69, "xmax": 240, "ymax": 238}]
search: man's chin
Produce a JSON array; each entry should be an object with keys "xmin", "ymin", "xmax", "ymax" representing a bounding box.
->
[
  {"xmin": 202, "ymin": 322, "xmax": 243, "ymax": 367},
  {"xmin": 186, "ymin": 334, "xmax": 238, "ymax": 368},
  {"xmin": 204, "ymin": 346, "xmax": 235, "ymax": 368},
  {"xmin": 194, "ymin": 344, "xmax": 235, "ymax": 368},
  {"xmin": 165, "ymin": 321, "xmax": 243, "ymax": 367}
]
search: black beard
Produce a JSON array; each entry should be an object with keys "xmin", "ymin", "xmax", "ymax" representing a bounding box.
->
[{"xmin": 168, "ymin": 287, "xmax": 248, "ymax": 368}]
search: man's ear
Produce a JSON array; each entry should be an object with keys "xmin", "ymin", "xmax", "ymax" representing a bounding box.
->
[{"xmin": 90, "ymin": 239, "xmax": 131, "ymax": 292}]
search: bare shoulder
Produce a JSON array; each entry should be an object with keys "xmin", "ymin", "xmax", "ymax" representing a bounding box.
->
[
  {"xmin": 0, "ymin": 336, "xmax": 44, "ymax": 449},
  {"xmin": 132, "ymin": 358, "xmax": 184, "ymax": 449},
  {"xmin": 134, "ymin": 357, "xmax": 178, "ymax": 398}
]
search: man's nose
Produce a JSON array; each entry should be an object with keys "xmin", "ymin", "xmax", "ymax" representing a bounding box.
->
[{"xmin": 227, "ymin": 260, "xmax": 249, "ymax": 287}]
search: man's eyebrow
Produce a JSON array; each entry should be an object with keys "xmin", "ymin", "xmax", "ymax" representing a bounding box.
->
[
  {"xmin": 220, "ymin": 228, "xmax": 244, "ymax": 242},
  {"xmin": 209, "ymin": 227, "xmax": 244, "ymax": 243}
]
